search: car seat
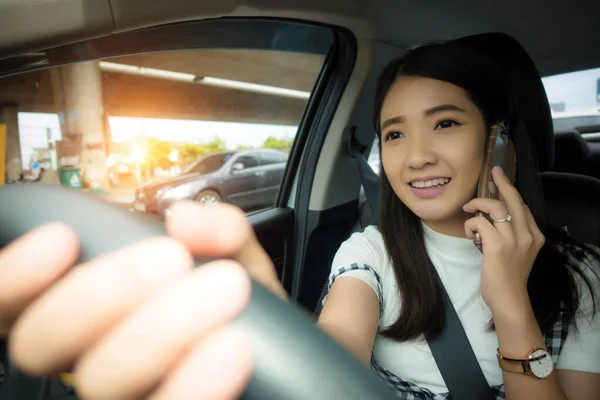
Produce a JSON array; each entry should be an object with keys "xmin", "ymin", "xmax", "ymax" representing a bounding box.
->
[{"xmin": 552, "ymin": 130, "xmax": 591, "ymax": 175}]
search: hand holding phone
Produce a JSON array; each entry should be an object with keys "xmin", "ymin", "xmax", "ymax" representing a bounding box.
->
[{"xmin": 473, "ymin": 123, "xmax": 516, "ymax": 251}]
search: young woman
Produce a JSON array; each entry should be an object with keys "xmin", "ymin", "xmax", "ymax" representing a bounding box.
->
[
  {"xmin": 1, "ymin": 42, "xmax": 598, "ymax": 400},
  {"xmin": 317, "ymin": 42, "xmax": 600, "ymax": 399}
]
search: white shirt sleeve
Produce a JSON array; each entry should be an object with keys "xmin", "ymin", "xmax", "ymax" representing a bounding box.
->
[
  {"xmin": 319, "ymin": 227, "xmax": 385, "ymax": 314},
  {"xmin": 556, "ymin": 250, "xmax": 600, "ymax": 373}
]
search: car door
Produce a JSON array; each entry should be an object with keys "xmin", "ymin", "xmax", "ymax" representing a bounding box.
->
[
  {"xmin": 258, "ymin": 151, "xmax": 288, "ymax": 207},
  {"xmin": 0, "ymin": 15, "xmax": 357, "ymax": 399},
  {"xmin": 221, "ymin": 153, "xmax": 262, "ymax": 210}
]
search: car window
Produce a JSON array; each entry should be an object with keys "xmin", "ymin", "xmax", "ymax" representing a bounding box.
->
[
  {"xmin": 235, "ymin": 154, "xmax": 260, "ymax": 169},
  {"xmin": 367, "ymin": 137, "xmax": 381, "ymax": 176},
  {"xmin": 0, "ymin": 20, "xmax": 334, "ymax": 217},
  {"xmin": 260, "ymin": 151, "xmax": 287, "ymax": 165},
  {"xmin": 184, "ymin": 152, "xmax": 234, "ymax": 175},
  {"xmin": 542, "ymin": 67, "xmax": 600, "ymax": 134}
]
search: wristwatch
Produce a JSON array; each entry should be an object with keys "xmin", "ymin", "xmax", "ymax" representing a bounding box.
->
[{"xmin": 496, "ymin": 346, "xmax": 554, "ymax": 379}]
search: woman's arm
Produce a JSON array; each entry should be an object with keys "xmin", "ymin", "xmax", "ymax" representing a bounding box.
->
[
  {"xmin": 495, "ymin": 297, "xmax": 600, "ymax": 399},
  {"xmin": 493, "ymin": 297, "xmax": 568, "ymax": 400},
  {"xmin": 317, "ymin": 277, "xmax": 380, "ymax": 365},
  {"xmin": 463, "ymin": 168, "xmax": 597, "ymax": 399}
]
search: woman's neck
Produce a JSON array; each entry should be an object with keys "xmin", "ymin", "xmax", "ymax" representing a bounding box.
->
[{"xmin": 422, "ymin": 211, "xmax": 472, "ymax": 238}]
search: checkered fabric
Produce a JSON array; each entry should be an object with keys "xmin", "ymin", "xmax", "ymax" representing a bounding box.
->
[
  {"xmin": 315, "ymin": 263, "xmax": 384, "ymax": 320},
  {"xmin": 371, "ymin": 304, "xmax": 569, "ymax": 399},
  {"xmin": 317, "ymin": 266, "xmax": 571, "ymax": 400}
]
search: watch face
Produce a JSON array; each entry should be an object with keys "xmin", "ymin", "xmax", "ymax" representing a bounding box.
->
[{"xmin": 529, "ymin": 349, "xmax": 554, "ymax": 378}]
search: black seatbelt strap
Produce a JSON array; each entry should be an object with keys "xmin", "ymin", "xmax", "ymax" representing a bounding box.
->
[
  {"xmin": 425, "ymin": 281, "xmax": 496, "ymax": 400},
  {"xmin": 347, "ymin": 126, "xmax": 496, "ymax": 400},
  {"xmin": 346, "ymin": 127, "xmax": 379, "ymax": 222}
]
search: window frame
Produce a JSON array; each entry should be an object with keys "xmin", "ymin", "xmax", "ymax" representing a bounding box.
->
[{"xmin": 0, "ymin": 18, "xmax": 333, "ymax": 78}]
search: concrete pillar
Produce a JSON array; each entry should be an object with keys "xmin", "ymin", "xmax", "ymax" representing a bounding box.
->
[
  {"xmin": 0, "ymin": 104, "xmax": 23, "ymax": 181},
  {"xmin": 52, "ymin": 62, "xmax": 108, "ymax": 190}
]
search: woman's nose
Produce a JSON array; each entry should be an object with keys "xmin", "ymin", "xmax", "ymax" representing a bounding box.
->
[{"xmin": 405, "ymin": 135, "xmax": 438, "ymax": 169}]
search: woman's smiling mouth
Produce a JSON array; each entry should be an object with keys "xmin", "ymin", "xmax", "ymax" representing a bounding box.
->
[
  {"xmin": 408, "ymin": 177, "xmax": 451, "ymax": 198},
  {"xmin": 409, "ymin": 177, "xmax": 451, "ymax": 188}
]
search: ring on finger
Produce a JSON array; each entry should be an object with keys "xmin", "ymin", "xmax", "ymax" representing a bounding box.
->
[{"xmin": 493, "ymin": 214, "xmax": 512, "ymax": 223}]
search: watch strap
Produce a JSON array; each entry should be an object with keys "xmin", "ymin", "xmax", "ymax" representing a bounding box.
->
[
  {"xmin": 496, "ymin": 353, "xmax": 530, "ymax": 375},
  {"xmin": 496, "ymin": 347, "xmax": 549, "ymax": 376}
]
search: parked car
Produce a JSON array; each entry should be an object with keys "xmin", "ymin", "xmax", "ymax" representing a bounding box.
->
[{"xmin": 133, "ymin": 149, "xmax": 289, "ymax": 215}]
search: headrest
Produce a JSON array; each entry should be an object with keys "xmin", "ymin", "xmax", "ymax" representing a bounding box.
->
[
  {"xmin": 552, "ymin": 130, "xmax": 590, "ymax": 175},
  {"xmin": 449, "ymin": 33, "xmax": 555, "ymax": 171}
]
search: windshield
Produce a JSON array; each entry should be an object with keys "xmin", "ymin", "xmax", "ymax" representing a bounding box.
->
[{"xmin": 184, "ymin": 152, "xmax": 234, "ymax": 175}]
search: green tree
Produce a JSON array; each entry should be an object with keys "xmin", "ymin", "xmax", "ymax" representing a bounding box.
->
[
  {"xmin": 179, "ymin": 143, "xmax": 208, "ymax": 166},
  {"xmin": 179, "ymin": 136, "xmax": 229, "ymax": 166},
  {"xmin": 204, "ymin": 137, "xmax": 227, "ymax": 153},
  {"xmin": 262, "ymin": 136, "xmax": 293, "ymax": 152},
  {"xmin": 235, "ymin": 144, "xmax": 253, "ymax": 150}
]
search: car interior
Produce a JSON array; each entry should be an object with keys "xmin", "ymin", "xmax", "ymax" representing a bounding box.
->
[
  {"xmin": 552, "ymin": 127, "xmax": 600, "ymax": 179},
  {"xmin": 0, "ymin": 0, "xmax": 599, "ymax": 399}
]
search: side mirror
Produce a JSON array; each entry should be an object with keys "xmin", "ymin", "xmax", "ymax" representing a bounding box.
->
[{"xmin": 231, "ymin": 162, "xmax": 245, "ymax": 172}]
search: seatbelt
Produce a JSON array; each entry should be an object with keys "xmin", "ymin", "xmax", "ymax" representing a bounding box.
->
[
  {"xmin": 347, "ymin": 126, "xmax": 496, "ymax": 400},
  {"xmin": 346, "ymin": 127, "xmax": 379, "ymax": 223},
  {"xmin": 425, "ymin": 281, "xmax": 496, "ymax": 400}
]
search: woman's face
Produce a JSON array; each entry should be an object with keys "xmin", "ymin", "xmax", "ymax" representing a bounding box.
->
[{"xmin": 380, "ymin": 76, "xmax": 487, "ymax": 232}]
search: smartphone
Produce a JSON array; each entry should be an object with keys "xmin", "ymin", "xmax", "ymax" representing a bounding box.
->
[{"xmin": 473, "ymin": 123, "xmax": 517, "ymax": 251}]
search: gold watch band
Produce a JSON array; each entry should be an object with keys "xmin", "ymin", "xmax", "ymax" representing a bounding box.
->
[
  {"xmin": 497, "ymin": 353, "xmax": 530, "ymax": 375},
  {"xmin": 496, "ymin": 347, "xmax": 548, "ymax": 376}
]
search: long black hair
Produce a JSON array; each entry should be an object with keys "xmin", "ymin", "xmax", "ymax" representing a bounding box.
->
[{"xmin": 372, "ymin": 42, "xmax": 600, "ymax": 342}]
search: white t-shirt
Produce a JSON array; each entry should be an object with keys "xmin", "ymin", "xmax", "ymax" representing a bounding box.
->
[{"xmin": 327, "ymin": 224, "xmax": 600, "ymax": 394}]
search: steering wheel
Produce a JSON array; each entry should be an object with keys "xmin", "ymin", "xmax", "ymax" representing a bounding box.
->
[{"xmin": 0, "ymin": 184, "xmax": 396, "ymax": 400}]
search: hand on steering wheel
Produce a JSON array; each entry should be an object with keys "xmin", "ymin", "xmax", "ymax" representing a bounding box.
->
[
  {"xmin": 0, "ymin": 184, "xmax": 396, "ymax": 400},
  {"xmin": 1, "ymin": 201, "xmax": 280, "ymax": 399}
]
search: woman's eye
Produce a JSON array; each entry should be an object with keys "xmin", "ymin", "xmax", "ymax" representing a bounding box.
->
[
  {"xmin": 384, "ymin": 131, "xmax": 404, "ymax": 141},
  {"xmin": 435, "ymin": 119, "xmax": 461, "ymax": 130}
]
